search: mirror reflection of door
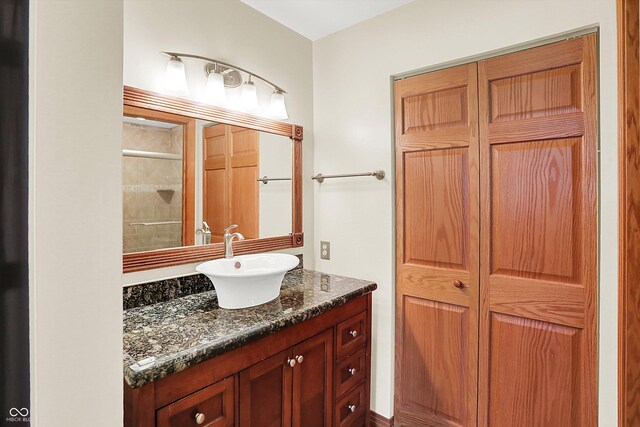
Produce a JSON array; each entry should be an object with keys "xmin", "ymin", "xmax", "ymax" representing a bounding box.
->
[{"xmin": 203, "ymin": 124, "xmax": 260, "ymax": 242}]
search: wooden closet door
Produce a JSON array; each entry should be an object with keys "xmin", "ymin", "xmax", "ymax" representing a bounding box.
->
[
  {"xmin": 477, "ymin": 35, "xmax": 597, "ymax": 426},
  {"xmin": 394, "ymin": 63, "xmax": 479, "ymax": 427}
]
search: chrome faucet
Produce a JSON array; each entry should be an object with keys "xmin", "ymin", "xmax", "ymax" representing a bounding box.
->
[
  {"xmin": 196, "ymin": 221, "xmax": 212, "ymax": 245},
  {"xmin": 224, "ymin": 224, "xmax": 245, "ymax": 258}
]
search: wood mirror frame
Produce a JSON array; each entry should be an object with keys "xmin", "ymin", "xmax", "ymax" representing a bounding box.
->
[{"xmin": 122, "ymin": 86, "xmax": 303, "ymax": 273}]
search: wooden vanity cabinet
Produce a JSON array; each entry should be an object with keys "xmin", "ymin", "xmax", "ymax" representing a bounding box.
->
[{"xmin": 124, "ymin": 294, "xmax": 372, "ymax": 427}]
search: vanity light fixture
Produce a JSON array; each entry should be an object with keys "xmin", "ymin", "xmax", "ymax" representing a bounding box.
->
[
  {"xmin": 204, "ymin": 65, "xmax": 228, "ymax": 106},
  {"xmin": 269, "ymin": 90, "xmax": 288, "ymax": 120},
  {"xmin": 161, "ymin": 51, "xmax": 288, "ymax": 120},
  {"xmin": 241, "ymin": 75, "xmax": 259, "ymax": 112},
  {"xmin": 163, "ymin": 56, "xmax": 189, "ymax": 95}
]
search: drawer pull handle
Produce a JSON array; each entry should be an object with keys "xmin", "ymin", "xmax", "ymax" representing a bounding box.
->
[
  {"xmin": 295, "ymin": 355, "xmax": 304, "ymax": 364},
  {"xmin": 453, "ymin": 280, "xmax": 465, "ymax": 289},
  {"xmin": 347, "ymin": 404, "xmax": 357, "ymax": 413},
  {"xmin": 195, "ymin": 412, "xmax": 206, "ymax": 424},
  {"xmin": 349, "ymin": 330, "xmax": 358, "ymax": 338},
  {"xmin": 348, "ymin": 367, "xmax": 357, "ymax": 376},
  {"xmin": 287, "ymin": 358, "xmax": 296, "ymax": 368}
]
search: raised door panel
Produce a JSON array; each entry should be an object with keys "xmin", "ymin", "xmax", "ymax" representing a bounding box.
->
[
  {"xmin": 239, "ymin": 349, "xmax": 292, "ymax": 427},
  {"xmin": 230, "ymin": 166, "xmax": 259, "ymax": 239},
  {"xmin": 399, "ymin": 296, "xmax": 468, "ymax": 426},
  {"xmin": 229, "ymin": 127, "xmax": 259, "ymax": 239},
  {"xmin": 488, "ymin": 314, "xmax": 581, "ymax": 427},
  {"xmin": 478, "ymin": 35, "xmax": 597, "ymax": 427},
  {"xmin": 395, "ymin": 63, "xmax": 479, "ymax": 427},
  {"xmin": 205, "ymin": 169, "xmax": 226, "ymax": 243},
  {"xmin": 490, "ymin": 138, "xmax": 582, "ymax": 283},
  {"xmin": 404, "ymin": 149, "xmax": 469, "ymax": 270},
  {"xmin": 291, "ymin": 330, "xmax": 333, "ymax": 427},
  {"xmin": 203, "ymin": 124, "xmax": 227, "ymax": 242},
  {"xmin": 489, "ymin": 64, "xmax": 582, "ymax": 122},
  {"xmin": 402, "ymin": 86, "xmax": 469, "ymax": 132}
]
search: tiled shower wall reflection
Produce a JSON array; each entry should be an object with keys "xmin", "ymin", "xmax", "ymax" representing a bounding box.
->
[{"xmin": 122, "ymin": 122, "xmax": 183, "ymax": 253}]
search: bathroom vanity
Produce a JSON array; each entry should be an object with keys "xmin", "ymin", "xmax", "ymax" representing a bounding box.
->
[
  {"xmin": 123, "ymin": 269, "xmax": 376, "ymax": 427},
  {"xmin": 119, "ymin": 85, "xmax": 373, "ymax": 426}
]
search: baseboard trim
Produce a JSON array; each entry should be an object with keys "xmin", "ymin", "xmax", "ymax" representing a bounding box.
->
[{"xmin": 370, "ymin": 410, "xmax": 394, "ymax": 427}]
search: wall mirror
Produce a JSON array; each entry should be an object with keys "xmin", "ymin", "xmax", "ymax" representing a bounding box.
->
[{"xmin": 122, "ymin": 86, "xmax": 303, "ymax": 272}]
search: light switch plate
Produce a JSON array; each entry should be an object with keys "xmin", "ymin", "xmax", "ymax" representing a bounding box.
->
[{"xmin": 320, "ymin": 241, "xmax": 330, "ymax": 260}]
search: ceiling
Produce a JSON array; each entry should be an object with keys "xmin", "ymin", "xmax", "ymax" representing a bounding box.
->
[{"xmin": 241, "ymin": 0, "xmax": 414, "ymax": 41}]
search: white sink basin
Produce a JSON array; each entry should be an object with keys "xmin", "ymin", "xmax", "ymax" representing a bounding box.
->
[{"xmin": 196, "ymin": 253, "xmax": 300, "ymax": 309}]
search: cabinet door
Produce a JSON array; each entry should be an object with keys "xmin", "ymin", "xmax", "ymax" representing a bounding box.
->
[
  {"xmin": 478, "ymin": 35, "xmax": 597, "ymax": 426},
  {"xmin": 239, "ymin": 349, "xmax": 293, "ymax": 427},
  {"xmin": 291, "ymin": 330, "xmax": 333, "ymax": 427},
  {"xmin": 394, "ymin": 63, "xmax": 480, "ymax": 427}
]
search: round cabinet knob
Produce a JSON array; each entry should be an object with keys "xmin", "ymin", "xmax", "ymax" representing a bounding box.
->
[
  {"xmin": 347, "ymin": 404, "xmax": 357, "ymax": 413},
  {"xmin": 295, "ymin": 355, "xmax": 304, "ymax": 364},
  {"xmin": 348, "ymin": 367, "xmax": 357, "ymax": 376},
  {"xmin": 287, "ymin": 358, "xmax": 296, "ymax": 368},
  {"xmin": 453, "ymin": 280, "xmax": 465, "ymax": 289},
  {"xmin": 349, "ymin": 330, "xmax": 358, "ymax": 338},
  {"xmin": 195, "ymin": 412, "xmax": 206, "ymax": 425}
]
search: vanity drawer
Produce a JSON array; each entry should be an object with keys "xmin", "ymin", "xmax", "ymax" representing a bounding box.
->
[
  {"xmin": 335, "ymin": 347, "xmax": 366, "ymax": 398},
  {"xmin": 336, "ymin": 311, "xmax": 367, "ymax": 359},
  {"xmin": 156, "ymin": 376, "xmax": 234, "ymax": 427},
  {"xmin": 335, "ymin": 383, "xmax": 366, "ymax": 427}
]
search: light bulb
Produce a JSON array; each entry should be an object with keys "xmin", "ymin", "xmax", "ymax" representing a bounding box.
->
[
  {"xmin": 164, "ymin": 56, "xmax": 189, "ymax": 95},
  {"xmin": 241, "ymin": 79, "xmax": 259, "ymax": 112},
  {"xmin": 204, "ymin": 71, "xmax": 228, "ymax": 106},
  {"xmin": 269, "ymin": 91, "xmax": 288, "ymax": 120}
]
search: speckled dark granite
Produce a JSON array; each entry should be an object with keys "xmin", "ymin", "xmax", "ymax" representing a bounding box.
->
[
  {"xmin": 123, "ymin": 254, "xmax": 304, "ymax": 309},
  {"xmin": 123, "ymin": 268, "xmax": 376, "ymax": 388},
  {"xmin": 123, "ymin": 274, "xmax": 213, "ymax": 310}
]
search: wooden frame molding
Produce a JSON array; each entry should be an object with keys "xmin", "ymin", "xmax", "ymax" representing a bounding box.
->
[
  {"xmin": 618, "ymin": 0, "xmax": 640, "ymax": 425},
  {"xmin": 122, "ymin": 86, "xmax": 303, "ymax": 273}
]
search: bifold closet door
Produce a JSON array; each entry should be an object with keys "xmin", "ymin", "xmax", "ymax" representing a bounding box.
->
[
  {"xmin": 394, "ymin": 63, "xmax": 480, "ymax": 427},
  {"xmin": 477, "ymin": 35, "xmax": 598, "ymax": 426}
]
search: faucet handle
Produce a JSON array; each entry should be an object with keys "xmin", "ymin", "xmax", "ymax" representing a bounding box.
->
[
  {"xmin": 202, "ymin": 221, "xmax": 210, "ymax": 232},
  {"xmin": 224, "ymin": 224, "xmax": 238, "ymax": 234}
]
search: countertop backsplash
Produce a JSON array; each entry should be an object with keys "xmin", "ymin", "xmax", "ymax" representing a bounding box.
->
[{"xmin": 123, "ymin": 254, "xmax": 303, "ymax": 309}]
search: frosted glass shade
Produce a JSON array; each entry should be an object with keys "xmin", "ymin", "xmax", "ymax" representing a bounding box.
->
[
  {"xmin": 164, "ymin": 57, "xmax": 189, "ymax": 95},
  {"xmin": 205, "ymin": 72, "xmax": 228, "ymax": 106},
  {"xmin": 269, "ymin": 91, "xmax": 288, "ymax": 120},
  {"xmin": 241, "ymin": 80, "xmax": 259, "ymax": 112}
]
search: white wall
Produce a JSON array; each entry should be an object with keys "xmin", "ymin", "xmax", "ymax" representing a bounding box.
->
[
  {"xmin": 312, "ymin": 0, "xmax": 617, "ymax": 422},
  {"xmin": 259, "ymin": 132, "xmax": 293, "ymax": 237},
  {"xmin": 29, "ymin": 0, "xmax": 124, "ymax": 425},
  {"xmin": 122, "ymin": 0, "xmax": 314, "ymax": 285}
]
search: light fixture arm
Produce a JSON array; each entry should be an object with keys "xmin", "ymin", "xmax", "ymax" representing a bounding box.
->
[{"xmin": 162, "ymin": 51, "xmax": 287, "ymax": 94}]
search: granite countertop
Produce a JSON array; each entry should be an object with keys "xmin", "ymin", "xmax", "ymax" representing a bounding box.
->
[{"xmin": 123, "ymin": 269, "xmax": 377, "ymax": 388}]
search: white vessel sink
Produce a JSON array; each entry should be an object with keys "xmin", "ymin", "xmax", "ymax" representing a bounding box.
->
[{"xmin": 196, "ymin": 253, "xmax": 300, "ymax": 309}]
